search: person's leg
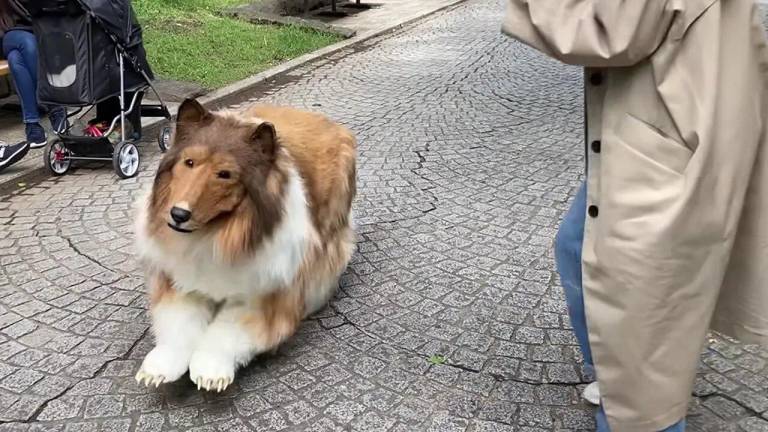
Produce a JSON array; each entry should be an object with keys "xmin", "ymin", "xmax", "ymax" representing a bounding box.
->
[
  {"xmin": 3, "ymin": 31, "xmax": 46, "ymax": 146},
  {"xmin": 566, "ymin": 186, "xmax": 686, "ymax": 431},
  {"xmin": 554, "ymin": 182, "xmax": 593, "ymax": 369},
  {"xmin": 3, "ymin": 31, "xmax": 40, "ymax": 125},
  {"xmin": 95, "ymin": 96, "xmax": 120, "ymax": 122},
  {"xmin": 596, "ymin": 407, "xmax": 686, "ymax": 431},
  {"xmin": 663, "ymin": 419, "xmax": 686, "ymax": 431}
]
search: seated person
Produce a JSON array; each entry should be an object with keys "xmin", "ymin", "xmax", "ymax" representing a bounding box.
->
[{"xmin": 0, "ymin": 0, "xmax": 66, "ymax": 172}]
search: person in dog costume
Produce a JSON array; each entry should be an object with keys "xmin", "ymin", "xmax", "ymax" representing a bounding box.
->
[{"xmin": 502, "ymin": 1, "xmax": 768, "ymax": 431}]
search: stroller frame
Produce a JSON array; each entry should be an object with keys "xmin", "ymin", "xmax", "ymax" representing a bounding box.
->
[{"xmin": 40, "ymin": 0, "xmax": 173, "ymax": 179}]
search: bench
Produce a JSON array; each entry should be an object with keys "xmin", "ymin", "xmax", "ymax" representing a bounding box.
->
[
  {"xmin": 304, "ymin": 0, "xmax": 365, "ymax": 16},
  {"xmin": 0, "ymin": 60, "xmax": 14, "ymax": 101},
  {"xmin": 330, "ymin": 0, "xmax": 365, "ymax": 14}
]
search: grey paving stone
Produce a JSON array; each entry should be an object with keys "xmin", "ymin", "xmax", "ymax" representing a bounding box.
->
[
  {"xmin": 427, "ymin": 411, "xmax": 469, "ymax": 432},
  {"xmin": 739, "ymin": 417, "xmax": 768, "ymax": 432},
  {"xmin": 468, "ymin": 420, "xmax": 516, "ymax": 432},
  {"xmin": 350, "ymin": 411, "xmax": 396, "ymax": 431},
  {"xmin": 732, "ymin": 390, "xmax": 768, "ymax": 414},
  {"xmin": 477, "ymin": 400, "xmax": 517, "ymax": 425},
  {"xmin": 0, "ymin": 369, "xmax": 44, "ymax": 393},
  {"xmin": 517, "ymin": 404, "xmax": 554, "ymax": 428},
  {"xmin": 82, "ymin": 394, "xmax": 124, "ymax": 418},
  {"xmin": 535, "ymin": 385, "xmax": 575, "ymax": 406},
  {"xmin": 284, "ymin": 400, "xmax": 320, "ymax": 425},
  {"xmin": 324, "ymin": 399, "xmax": 367, "ymax": 424},
  {"xmin": 250, "ymin": 410, "xmax": 289, "ymax": 431},
  {"xmin": 135, "ymin": 412, "xmax": 165, "ymax": 431},
  {"xmin": 545, "ymin": 363, "xmax": 583, "ymax": 384},
  {"xmin": 703, "ymin": 396, "xmax": 749, "ymax": 420}
]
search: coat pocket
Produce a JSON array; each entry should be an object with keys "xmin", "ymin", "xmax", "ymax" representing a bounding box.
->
[
  {"xmin": 615, "ymin": 113, "xmax": 693, "ymax": 176},
  {"xmin": 603, "ymin": 113, "xmax": 692, "ymax": 242}
]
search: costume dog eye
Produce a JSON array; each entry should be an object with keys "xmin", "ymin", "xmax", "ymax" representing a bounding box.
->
[
  {"xmin": 184, "ymin": 159, "xmax": 194, "ymax": 168},
  {"xmin": 217, "ymin": 170, "xmax": 231, "ymax": 179}
]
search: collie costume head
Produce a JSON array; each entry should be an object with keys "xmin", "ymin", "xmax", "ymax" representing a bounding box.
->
[{"xmin": 148, "ymin": 99, "xmax": 288, "ymax": 263}]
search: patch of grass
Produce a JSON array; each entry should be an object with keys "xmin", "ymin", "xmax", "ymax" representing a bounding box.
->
[
  {"xmin": 133, "ymin": 0, "xmax": 343, "ymax": 89},
  {"xmin": 428, "ymin": 355, "xmax": 447, "ymax": 365}
]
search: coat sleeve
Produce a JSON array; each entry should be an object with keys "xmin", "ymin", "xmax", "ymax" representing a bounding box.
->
[{"xmin": 502, "ymin": 0, "xmax": 676, "ymax": 67}]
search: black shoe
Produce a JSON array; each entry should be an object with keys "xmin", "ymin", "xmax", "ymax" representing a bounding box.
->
[
  {"xmin": 25, "ymin": 123, "xmax": 47, "ymax": 149},
  {"xmin": 0, "ymin": 142, "xmax": 31, "ymax": 173},
  {"xmin": 49, "ymin": 107, "xmax": 69, "ymax": 135}
]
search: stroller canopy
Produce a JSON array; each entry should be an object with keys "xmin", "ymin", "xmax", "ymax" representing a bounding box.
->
[
  {"xmin": 30, "ymin": 0, "xmax": 142, "ymax": 47},
  {"xmin": 30, "ymin": 0, "xmax": 154, "ymax": 106},
  {"xmin": 81, "ymin": 0, "xmax": 139, "ymax": 45}
]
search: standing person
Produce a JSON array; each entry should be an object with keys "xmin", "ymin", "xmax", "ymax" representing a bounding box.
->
[
  {"xmin": 502, "ymin": 1, "xmax": 768, "ymax": 431},
  {"xmin": 0, "ymin": 0, "xmax": 66, "ymax": 166}
]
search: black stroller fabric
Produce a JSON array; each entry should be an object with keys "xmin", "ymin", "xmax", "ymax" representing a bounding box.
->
[{"xmin": 29, "ymin": 0, "xmax": 154, "ymax": 106}]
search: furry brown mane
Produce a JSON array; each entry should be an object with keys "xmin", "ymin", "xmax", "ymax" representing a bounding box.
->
[{"xmin": 213, "ymin": 155, "xmax": 288, "ymax": 263}]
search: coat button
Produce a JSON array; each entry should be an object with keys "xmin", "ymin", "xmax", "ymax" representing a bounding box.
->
[
  {"xmin": 591, "ymin": 140, "xmax": 601, "ymax": 153},
  {"xmin": 589, "ymin": 72, "xmax": 603, "ymax": 86},
  {"xmin": 588, "ymin": 205, "xmax": 599, "ymax": 218}
]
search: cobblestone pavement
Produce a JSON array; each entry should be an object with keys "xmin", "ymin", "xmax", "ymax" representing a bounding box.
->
[{"xmin": 1, "ymin": 1, "xmax": 768, "ymax": 431}]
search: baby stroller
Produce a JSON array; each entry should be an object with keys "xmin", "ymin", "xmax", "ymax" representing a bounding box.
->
[{"xmin": 29, "ymin": 0, "xmax": 172, "ymax": 178}]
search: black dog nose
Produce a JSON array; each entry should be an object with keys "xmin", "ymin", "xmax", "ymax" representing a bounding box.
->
[{"xmin": 170, "ymin": 207, "xmax": 192, "ymax": 224}]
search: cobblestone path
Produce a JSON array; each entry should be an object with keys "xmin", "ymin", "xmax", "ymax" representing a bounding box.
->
[{"xmin": 1, "ymin": 1, "xmax": 767, "ymax": 431}]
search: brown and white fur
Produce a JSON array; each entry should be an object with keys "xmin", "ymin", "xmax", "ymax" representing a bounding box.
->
[{"xmin": 134, "ymin": 99, "xmax": 356, "ymax": 392}]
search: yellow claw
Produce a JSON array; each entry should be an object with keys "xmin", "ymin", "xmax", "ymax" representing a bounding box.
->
[
  {"xmin": 135, "ymin": 371, "xmax": 166, "ymax": 388},
  {"xmin": 191, "ymin": 376, "xmax": 234, "ymax": 392}
]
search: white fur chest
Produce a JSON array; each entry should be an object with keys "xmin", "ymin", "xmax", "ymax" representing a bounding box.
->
[
  {"xmin": 134, "ymin": 169, "xmax": 317, "ymax": 302},
  {"xmin": 144, "ymin": 236, "xmax": 302, "ymax": 301}
]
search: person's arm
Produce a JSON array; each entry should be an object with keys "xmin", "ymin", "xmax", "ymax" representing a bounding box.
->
[{"xmin": 502, "ymin": 0, "xmax": 676, "ymax": 67}]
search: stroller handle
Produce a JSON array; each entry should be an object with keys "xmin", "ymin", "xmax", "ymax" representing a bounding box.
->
[{"xmin": 28, "ymin": 0, "xmax": 83, "ymax": 17}]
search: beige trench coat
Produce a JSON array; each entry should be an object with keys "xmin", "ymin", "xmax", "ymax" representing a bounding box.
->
[{"xmin": 502, "ymin": 1, "xmax": 768, "ymax": 430}]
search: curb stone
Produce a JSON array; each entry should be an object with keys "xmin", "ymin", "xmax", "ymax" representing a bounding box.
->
[
  {"xmin": 224, "ymin": 7, "xmax": 358, "ymax": 38},
  {"xmin": 0, "ymin": 0, "xmax": 468, "ymax": 196}
]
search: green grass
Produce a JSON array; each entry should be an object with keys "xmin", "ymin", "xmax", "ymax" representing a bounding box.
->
[
  {"xmin": 133, "ymin": 0, "xmax": 344, "ymax": 89},
  {"xmin": 428, "ymin": 355, "xmax": 446, "ymax": 365}
]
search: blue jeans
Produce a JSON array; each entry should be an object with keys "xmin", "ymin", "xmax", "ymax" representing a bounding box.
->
[
  {"xmin": 3, "ymin": 30, "xmax": 40, "ymax": 124},
  {"xmin": 554, "ymin": 182, "xmax": 686, "ymax": 432}
]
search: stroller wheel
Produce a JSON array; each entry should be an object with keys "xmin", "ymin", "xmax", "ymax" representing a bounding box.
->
[
  {"xmin": 158, "ymin": 124, "xmax": 172, "ymax": 153},
  {"xmin": 113, "ymin": 141, "xmax": 140, "ymax": 179},
  {"xmin": 44, "ymin": 139, "xmax": 72, "ymax": 176}
]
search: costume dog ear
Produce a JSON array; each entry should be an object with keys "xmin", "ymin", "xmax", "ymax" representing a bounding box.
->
[
  {"xmin": 175, "ymin": 99, "xmax": 211, "ymax": 140},
  {"xmin": 250, "ymin": 122, "xmax": 278, "ymax": 161},
  {"xmin": 177, "ymin": 98, "xmax": 209, "ymax": 125}
]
